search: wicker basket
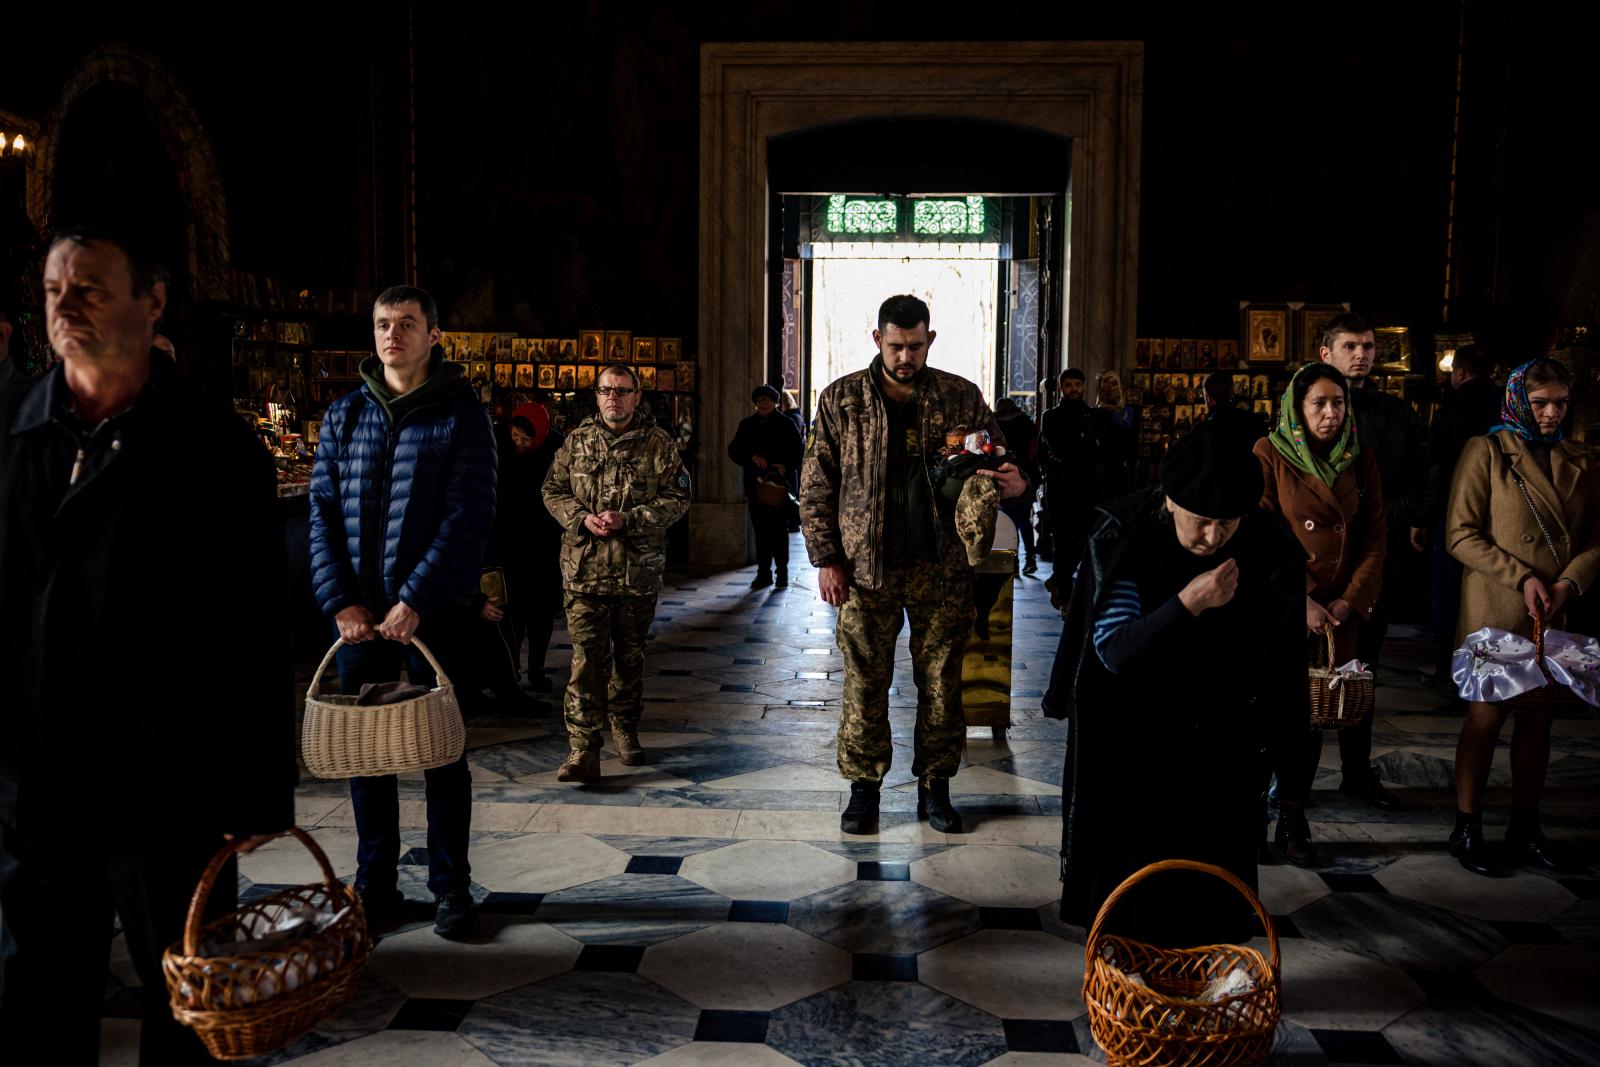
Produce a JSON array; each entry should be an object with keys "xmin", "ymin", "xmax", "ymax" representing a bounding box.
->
[
  {"xmin": 162, "ymin": 828, "xmax": 372, "ymax": 1061},
  {"xmin": 754, "ymin": 472, "xmax": 788, "ymax": 508},
  {"xmin": 1083, "ymin": 859, "xmax": 1282, "ymax": 1067},
  {"xmin": 1308, "ymin": 623, "xmax": 1374, "ymax": 729},
  {"xmin": 300, "ymin": 637, "xmax": 465, "ymax": 779},
  {"xmin": 1505, "ymin": 606, "xmax": 1586, "ymax": 714}
]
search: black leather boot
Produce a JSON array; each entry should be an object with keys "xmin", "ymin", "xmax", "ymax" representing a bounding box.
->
[
  {"xmin": 1274, "ymin": 802, "xmax": 1320, "ymax": 868},
  {"xmin": 841, "ymin": 781, "xmax": 879, "ymax": 835},
  {"xmin": 1449, "ymin": 812, "xmax": 1507, "ymax": 877},
  {"xmin": 1505, "ymin": 811, "xmax": 1573, "ymax": 874},
  {"xmin": 917, "ymin": 777, "xmax": 966, "ymax": 834}
]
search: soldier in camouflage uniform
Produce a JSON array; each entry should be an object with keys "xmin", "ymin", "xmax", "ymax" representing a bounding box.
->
[
  {"xmin": 542, "ymin": 365, "xmax": 691, "ymax": 782},
  {"xmin": 800, "ymin": 294, "xmax": 1028, "ymax": 834}
]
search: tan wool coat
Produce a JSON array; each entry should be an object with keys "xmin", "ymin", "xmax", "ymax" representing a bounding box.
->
[
  {"xmin": 1445, "ymin": 431, "xmax": 1600, "ymax": 643},
  {"xmin": 1254, "ymin": 439, "xmax": 1388, "ymax": 663}
]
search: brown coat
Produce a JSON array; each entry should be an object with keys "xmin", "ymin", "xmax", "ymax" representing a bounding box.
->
[
  {"xmin": 1445, "ymin": 431, "xmax": 1600, "ymax": 643},
  {"xmin": 1254, "ymin": 439, "xmax": 1388, "ymax": 662}
]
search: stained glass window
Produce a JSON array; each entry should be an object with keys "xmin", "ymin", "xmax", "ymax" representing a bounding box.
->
[
  {"xmin": 912, "ymin": 196, "xmax": 986, "ymax": 236},
  {"xmin": 825, "ymin": 194, "xmax": 897, "ymax": 235}
]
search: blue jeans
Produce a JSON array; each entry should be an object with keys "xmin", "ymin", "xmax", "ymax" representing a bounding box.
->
[{"xmin": 336, "ymin": 616, "xmax": 472, "ymax": 898}]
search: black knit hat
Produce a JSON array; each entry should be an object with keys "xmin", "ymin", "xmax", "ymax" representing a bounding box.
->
[
  {"xmin": 1159, "ymin": 421, "xmax": 1264, "ymax": 520},
  {"xmin": 752, "ymin": 384, "xmax": 782, "ymax": 403}
]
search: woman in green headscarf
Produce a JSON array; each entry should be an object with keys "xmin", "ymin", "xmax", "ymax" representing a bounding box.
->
[{"xmin": 1252, "ymin": 363, "xmax": 1388, "ymax": 866}]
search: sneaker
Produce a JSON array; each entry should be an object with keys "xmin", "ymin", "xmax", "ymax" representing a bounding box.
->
[
  {"xmin": 750, "ymin": 571, "xmax": 773, "ymax": 590},
  {"xmin": 840, "ymin": 781, "xmax": 880, "ymax": 835},
  {"xmin": 556, "ymin": 749, "xmax": 601, "ymax": 783},
  {"xmin": 357, "ymin": 885, "xmax": 406, "ymax": 929},
  {"xmin": 613, "ymin": 727, "xmax": 646, "ymax": 766},
  {"xmin": 433, "ymin": 892, "xmax": 480, "ymax": 940}
]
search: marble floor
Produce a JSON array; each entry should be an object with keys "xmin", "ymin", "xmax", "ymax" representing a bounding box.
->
[{"xmin": 103, "ymin": 538, "xmax": 1600, "ymax": 1066}]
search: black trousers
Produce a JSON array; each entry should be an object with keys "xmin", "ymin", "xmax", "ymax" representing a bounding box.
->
[
  {"xmin": 750, "ymin": 503, "xmax": 789, "ymax": 575},
  {"xmin": 0, "ymin": 818, "xmax": 237, "ymax": 1065},
  {"xmin": 337, "ymin": 615, "xmax": 473, "ymax": 898},
  {"xmin": 1342, "ymin": 587, "xmax": 1394, "ymax": 782}
]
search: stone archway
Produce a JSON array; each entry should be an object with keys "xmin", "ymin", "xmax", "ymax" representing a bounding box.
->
[
  {"xmin": 28, "ymin": 43, "xmax": 231, "ymax": 300},
  {"xmin": 695, "ymin": 41, "xmax": 1144, "ymax": 565}
]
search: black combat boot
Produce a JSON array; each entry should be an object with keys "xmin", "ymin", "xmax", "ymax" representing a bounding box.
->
[
  {"xmin": 1449, "ymin": 811, "xmax": 1506, "ymax": 877},
  {"xmin": 1274, "ymin": 802, "xmax": 1320, "ymax": 868},
  {"xmin": 917, "ymin": 777, "xmax": 965, "ymax": 834},
  {"xmin": 1505, "ymin": 810, "xmax": 1572, "ymax": 874},
  {"xmin": 841, "ymin": 781, "xmax": 879, "ymax": 835}
]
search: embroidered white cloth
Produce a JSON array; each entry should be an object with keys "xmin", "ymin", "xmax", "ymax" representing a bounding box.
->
[{"xmin": 1453, "ymin": 627, "xmax": 1600, "ymax": 707}]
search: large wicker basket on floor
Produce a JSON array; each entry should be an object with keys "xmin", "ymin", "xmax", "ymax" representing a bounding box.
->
[
  {"xmin": 1308, "ymin": 623, "xmax": 1374, "ymax": 729},
  {"xmin": 1083, "ymin": 859, "xmax": 1282, "ymax": 1067},
  {"xmin": 300, "ymin": 637, "xmax": 465, "ymax": 778},
  {"xmin": 1505, "ymin": 606, "xmax": 1587, "ymax": 714},
  {"xmin": 162, "ymin": 828, "xmax": 372, "ymax": 1061}
]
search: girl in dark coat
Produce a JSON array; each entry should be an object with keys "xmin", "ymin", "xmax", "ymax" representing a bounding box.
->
[{"xmin": 1045, "ymin": 421, "xmax": 1306, "ymax": 946}]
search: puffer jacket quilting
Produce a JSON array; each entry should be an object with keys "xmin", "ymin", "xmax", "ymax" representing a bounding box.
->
[{"xmin": 309, "ymin": 379, "xmax": 497, "ymax": 618}]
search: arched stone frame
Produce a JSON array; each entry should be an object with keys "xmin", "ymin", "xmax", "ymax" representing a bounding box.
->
[
  {"xmin": 695, "ymin": 41, "xmax": 1143, "ymax": 565},
  {"xmin": 27, "ymin": 43, "xmax": 231, "ymax": 301}
]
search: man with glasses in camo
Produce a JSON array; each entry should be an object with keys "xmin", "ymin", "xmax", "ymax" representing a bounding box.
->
[{"xmin": 542, "ymin": 364, "xmax": 691, "ymax": 782}]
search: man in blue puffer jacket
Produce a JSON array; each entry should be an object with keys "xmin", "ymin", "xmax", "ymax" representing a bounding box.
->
[{"xmin": 309, "ymin": 285, "xmax": 497, "ymax": 940}]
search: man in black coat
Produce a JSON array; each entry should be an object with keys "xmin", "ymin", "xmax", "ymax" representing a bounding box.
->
[
  {"xmin": 0, "ymin": 227, "xmax": 296, "ymax": 1065},
  {"xmin": 1422, "ymin": 345, "xmax": 1501, "ymax": 680},
  {"xmin": 728, "ymin": 384, "xmax": 803, "ymax": 588},
  {"xmin": 1038, "ymin": 368, "xmax": 1098, "ymax": 583},
  {"xmin": 1319, "ymin": 313, "xmax": 1423, "ymax": 811},
  {"xmin": 995, "ymin": 398, "xmax": 1041, "ymax": 574}
]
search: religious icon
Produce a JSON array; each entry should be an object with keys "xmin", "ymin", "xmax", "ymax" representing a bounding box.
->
[
  {"xmin": 511, "ymin": 338, "xmax": 529, "ymax": 361},
  {"xmin": 638, "ymin": 366, "xmax": 657, "ymax": 390},
  {"xmin": 1251, "ymin": 374, "xmax": 1270, "ymax": 399},
  {"xmin": 557, "ymin": 364, "xmax": 576, "ymax": 390},
  {"xmin": 657, "ymin": 367, "xmax": 676, "ymax": 392},
  {"xmin": 515, "ymin": 363, "xmax": 536, "ymax": 389},
  {"xmin": 1135, "ymin": 338, "xmax": 1150, "ymax": 368},
  {"xmin": 1147, "ymin": 338, "xmax": 1167, "ymax": 370},
  {"xmin": 1244, "ymin": 308, "xmax": 1288, "ymax": 364},
  {"xmin": 471, "ymin": 361, "xmax": 489, "ymax": 384},
  {"xmin": 676, "ymin": 363, "xmax": 696, "ymax": 391},
  {"xmin": 658, "ymin": 338, "xmax": 681, "ymax": 363},
  {"xmin": 1197, "ymin": 340, "xmax": 1217, "ymax": 370},
  {"xmin": 633, "ymin": 337, "xmax": 656, "ymax": 364},
  {"xmin": 560, "ymin": 339, "xmax": 578, "ymax": 361},
  {"xmin": 1231, "ymin": 374, "xmax": 1251, "ymax": 398},
  {"xmin": 536, "ymin": 364, "xmax": 555, "ymax": 390},
  {"xmin": 544, "ymin": 338, "xmax": 562, "ymax": 361},
  {"xmin": 1179, "ymin": 340, "xmax": 1198, "ymax": 371},
  {"xmin": 576, "ymin": 365, "xmax": 596, "ymax": 388},
  {"xmin": 579, "ymin": 331, "xmax": 604, "ymax": 362},
  {"xmin": 605, "ymin": 331, "xmax": 631, "ymax": 363},
  {"xmin": 1219, "ymin": 339, "xmax": 1240, "ymax": 369},
  {"xmin": 495, "ymin": 363, "xmax": 513, "ymax": 388}
]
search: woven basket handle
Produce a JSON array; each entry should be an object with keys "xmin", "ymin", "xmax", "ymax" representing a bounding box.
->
[
  {"xmin": 307, "ymin": 636, "xmax": 454, "ymax": 696},
  {"xmin": 182, "ymin": 826, "xmax": 341, "ymax": 957},
  {"xmin": 1316, "ymin": 622, "xmax": 1337, "ymax": 669},
  {"xmin": 1084, "ymin": 858, "xmax": 1281, "ymax": 975}
]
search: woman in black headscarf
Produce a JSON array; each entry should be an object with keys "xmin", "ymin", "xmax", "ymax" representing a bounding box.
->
[{"xmin": 1044, "ymin": 421, "xmax": 1307, "ymax": 945}]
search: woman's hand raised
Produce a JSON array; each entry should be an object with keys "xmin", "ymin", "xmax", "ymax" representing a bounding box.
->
[{"xmin": 1178, "ymin": 558, "xmax": 1239, "ymax": 615}]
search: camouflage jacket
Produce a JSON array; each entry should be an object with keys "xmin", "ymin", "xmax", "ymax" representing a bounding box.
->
[
  {"xmin": 542, "ymin": 414, "xmax": 691, "ymax": 595},
  {"xmin": 800, "ymin": 361, "xmax": 1006, "ymax": 591}
]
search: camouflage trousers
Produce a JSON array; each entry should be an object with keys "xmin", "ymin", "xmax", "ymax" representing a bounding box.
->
[
  {"xmin": 836, "ymin": 564, "xmax": 973, "ymax": 783},
  {"xmin": 563, "ymin": 591, "xmax": 658, "ymax": 752}
]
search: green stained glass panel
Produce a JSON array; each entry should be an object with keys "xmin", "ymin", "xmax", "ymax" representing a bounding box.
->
[
  {"xmin": 825, "ymin": 194, "xmax": 897, "ymax": 234},
  {"xmin": 913, "ymin": 196, "xmax": 985, "ymax": 235}
]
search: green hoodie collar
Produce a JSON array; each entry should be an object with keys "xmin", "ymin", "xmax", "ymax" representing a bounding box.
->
[{"xmin": 360, "ymin": 353, "xmax": 465, "ymax": 423}]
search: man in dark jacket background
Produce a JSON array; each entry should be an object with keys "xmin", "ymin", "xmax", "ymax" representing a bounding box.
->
[
  {"xmin": 0, "ymin": 227, "xmax": 296, "ymax": 1064},
  {"xmin": 1319, "ymin": 312, "xmax": 1424, "ymax": 811},
  {"xmin": 310, "ymin": 284, "xmax": 497, "ymax": 939},
  {"xmin": 728, "ymin": 383, "xmax": 803, "ymax": 588},
  {"xmin": 1038, "ymin": 368, "xmax": 1098, "ymax": 583},
  {"xmin": 994, "ymin": 397, "xmax": 1041, "ymax": 574},
  {"xmin": 1422, "ymin": 345, "xmax": 1500, "ymax": 681}
]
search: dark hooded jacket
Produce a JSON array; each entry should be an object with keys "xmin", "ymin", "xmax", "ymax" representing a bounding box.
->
[
  {"xmin": 1043, "ymin": 488, "xmax": 1306, "ymax": 944},
  {"xmin": 0, "ymin": 355, "xmax": 296, "ymax": 836}
]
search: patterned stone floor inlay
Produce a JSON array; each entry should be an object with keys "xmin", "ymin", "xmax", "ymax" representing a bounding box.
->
[{"xmin": 99, "ymin": 549, "xmax": 1600, "ymax": 1065}]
